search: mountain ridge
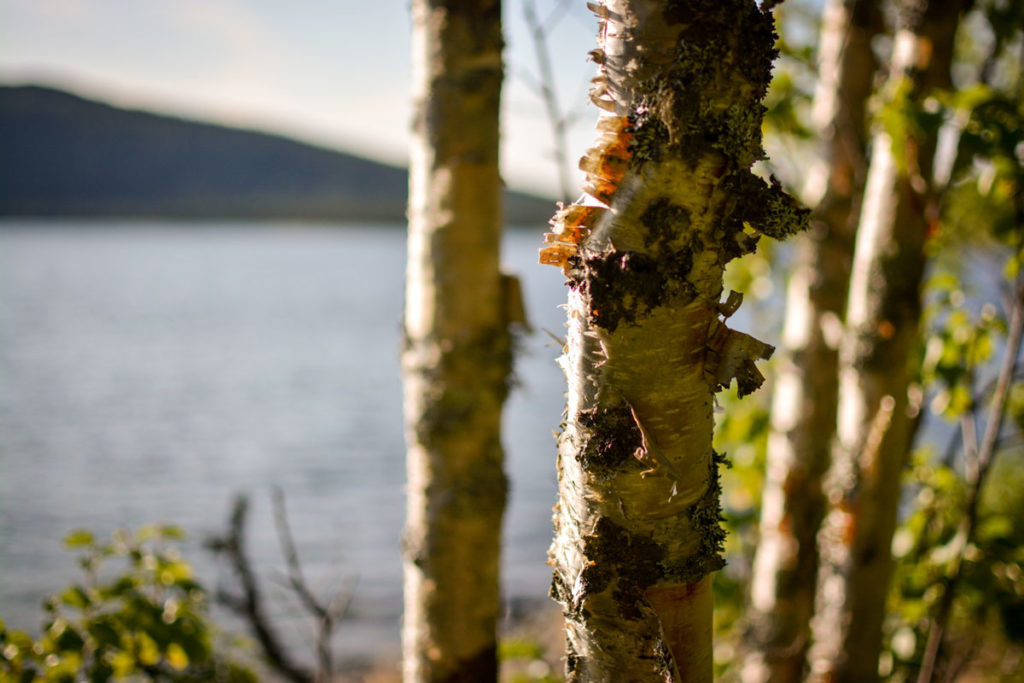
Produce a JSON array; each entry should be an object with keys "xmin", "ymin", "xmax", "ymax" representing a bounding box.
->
[{"xmin": 0, "ymin": 84, "xmax": 554, "ymax": 225}]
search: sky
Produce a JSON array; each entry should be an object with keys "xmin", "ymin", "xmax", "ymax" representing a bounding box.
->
[{"xmin": 0, "ymin": 0, "xmax": 605, "ymax": 199}]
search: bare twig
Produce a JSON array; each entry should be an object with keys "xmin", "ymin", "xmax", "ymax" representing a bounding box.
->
[
  {"xmin": 271, "ymin": 487, "xmax": 356, "ymax": 682},
  {"xmin": 272, "ymin": 487, "xmax": 328, "ymax": 620},
  {"xmin": 960, "ymin": 331, "xmax": 982, "ymax": 478},
  {"xmin": 207, "ymin": 495, "xmax": 314, "ymax": 683},
  {"xmin": 523, "ymin": 0, "xmax": 574, "ymax": 202},
  {"xmin": 940, "ymin": 368, "xmax": 1024, "ymax": 466},
  {"xmin": 941, "ymin": 629, "xmax": 980, "ymax": 683}
]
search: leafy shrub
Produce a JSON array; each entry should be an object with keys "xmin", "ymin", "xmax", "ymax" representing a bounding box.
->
[{"xmin": 0, "ymin": 525, "xmax": 255, "ymax": 682}]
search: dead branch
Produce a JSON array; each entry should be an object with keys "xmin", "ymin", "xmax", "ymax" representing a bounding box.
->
[
  {"xmin": 270, "ymin": 487, "xmax": 356, "ymax": 681},
  {"xmin": 207, "ymin": 494, "xmax": 314, "ymax": 683}
]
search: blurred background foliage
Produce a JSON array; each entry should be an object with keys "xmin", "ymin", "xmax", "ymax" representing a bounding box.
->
[{"xmin": 711, "ymin": 0, "xmax": 1024, "ymax": 679}]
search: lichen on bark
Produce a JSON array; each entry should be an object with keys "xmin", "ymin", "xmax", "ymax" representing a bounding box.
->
[{"xmin": 544, "ymin": 1, "xmax": 808, "ymax": 680}]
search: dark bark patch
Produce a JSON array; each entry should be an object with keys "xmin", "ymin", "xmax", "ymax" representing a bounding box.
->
[
  {"xmin": 581, "ymin": 517, "xmax": 665, "ymax": 618},
  {"xmin": 579, "ymin": 250, "xmax": 657, "ymax": 333},
  {"xmin": 406, "ymin": 326, "xmax": 515, "ymax": 450},
  {"xmin": 628, "ymin": 111, "xmax": 669, "ymax": 165},
  {"xmin": 675, "ymin": 450, "xmax": 729, "ymax": 582},
  {"xmin": 549, "ymin": 571, "xmax": 569, "ymax": 604},
  {"xmin": 716, "ymin": 172, "xmax": 810, "ymax": 266},
  {"xmin": 565, "ymin": 644, "xmax": 581, "ymax": 676},
  {"xmin": 721, "ymin": 172, "xmax": 809, "ymax": 242},
  {"xmin": 631, "ymin": 0, "xmax": 781, "ymax": 167},
  {"xmin": 577, "ymin": 402, "xmax": 643, "ymax": 477},
  {"xmin": 640, "ymin": 197, "xmax": 691, "ymax": 250},
  {"xmin": 578, "ymin": 248, "xmax": 695, "ymax": 333},
  {"xmin": 415, "ymin": 386, "xmax": 479, "ymax": 444},
  {"xmin": 437, "ymin": 0, "xmax": 502, "ymax": 38},
  {"xmin": 441, "ymin": 644, "xmax": 497, "ymax": 683}
]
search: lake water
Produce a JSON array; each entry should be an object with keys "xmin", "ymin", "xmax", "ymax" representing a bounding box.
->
[{"xmin": 0, "ymin": 220, "xmax": 570, "ymax": 665}]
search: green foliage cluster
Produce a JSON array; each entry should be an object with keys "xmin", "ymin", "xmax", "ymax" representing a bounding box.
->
[
  {"xmin": 885, "ymin": 450, "xmax": 1024, "ymax": 680},
  {"xmin": 0, "ymin": 526, "xmax": 255, "ymax": 683},
  {"xmin": 706, "ymin": 0, "xmax": 1024, "ymax": 677},
  {"xmin": 875, "ymin": 2, "xmax": 1024, "ymax": 675},
  {"xmin": 920, "ymin": 271, "xmax": 1008, "ymax": 419}
]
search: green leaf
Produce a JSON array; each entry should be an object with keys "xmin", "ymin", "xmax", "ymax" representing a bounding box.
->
[
  {"xmin": 500, "ymin": 638, "xmax": 545, "ymax": 660},
  {"xmin": 86, "ymin": 621, "xmax": 120, "ymax": 650},
  {"xmin": 158, "ymin": 561, "xmax": 193, "ymax": 586},
  {"xmin": 977, "ymin": 515, "xmax": 1014, "ymax": 544},
  {"xmin": 165, "ymin": 642, "xmax": 189, "ymax": 671},
  {"xmin": 136, "ymin": 632, "xmax": 160, "ymax": 666},
  {"xmin": 63, "ymin": 530, "xmax": 94, "ymax": 549},
  {"xmin": 51, "ymin": 624, "xmax": 85, "ymax": 653},
  {"xmin": 58, "ymin": 586, "xmax": 91, "ymax": 611},
  {"xmin": 159, "ymin": 525, "xmax": 186, "ymax": 541}
]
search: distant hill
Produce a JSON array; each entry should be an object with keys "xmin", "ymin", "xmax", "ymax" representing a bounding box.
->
[{"xmin": 0, "ymin": 85, "xmax": 554, "ymax": 224}]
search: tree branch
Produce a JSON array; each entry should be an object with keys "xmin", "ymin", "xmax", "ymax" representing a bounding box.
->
[
  {"xmin": 271, "ymin": 487, "xmax": 356, "ymax": 681},
  {"xmin": 917, "ymin": 269, "xmax": 1024, "ymax": 682},
  {"xmin": 207, "ymin": 495, "xmax": 314, "ymax": 683},
  {"xmin": 522, "ymin": 0, "xmax": 573, "ymax": 202}
]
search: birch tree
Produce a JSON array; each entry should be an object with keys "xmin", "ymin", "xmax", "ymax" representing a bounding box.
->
[
  {"xmin": 541, "ymin": 1, "xmax": 806, "ymax": 679},
  {"xmin": 402, "ymin": 1, "xmax": 512, "ymax": 680},
  {"xmin": 807, "ymin": 1, "xmax": 970, "ymax": 679},
  {"xmin": 742, "ymin": 1, "xmax": 881, "ymax": 680}
]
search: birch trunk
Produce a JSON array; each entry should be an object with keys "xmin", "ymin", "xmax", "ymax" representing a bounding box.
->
[
  {"xmin": 807, "ymin": 2, "xmax": 967, "ymax": 680},
  {"xmin": 542, "ymin": 2, "xmax": 806, "ymax": 680},
  {"xmin": 742, "ymin": 2, "xmax": 881, "ymax": 680},
  {"xmin": 402, "ymin": 1, "xmax": 509, "ymax": 681}
]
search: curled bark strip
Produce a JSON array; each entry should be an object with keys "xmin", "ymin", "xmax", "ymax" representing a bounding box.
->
[
  {"xmin": 539, "ymin": 116, "xmax": 632, "ymax": 271},
  {"xmin": 704, "ymin": 319, "xmax": 776, "ymax": 397}
]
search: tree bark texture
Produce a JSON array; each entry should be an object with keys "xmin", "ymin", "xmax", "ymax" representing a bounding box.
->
[
  {"xmin": 541, "ymin": 2, "xmax": 806, "ymax": 680},
  {"xmin": 402, "ymin": 1, "xmax": 509, "ymax": 681},
  {"xmin": 741, "ymin": 2, "xmax": 882, "ymax": 681},
  {"xmin": 807, "ymin": 2, "xmax": 968, "ymax": 680}
]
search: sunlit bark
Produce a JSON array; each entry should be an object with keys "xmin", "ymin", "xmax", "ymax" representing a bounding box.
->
[
  {"xmin": 402, "ymin": 1, "xmax": 510, "ymax": 681},
  {"xmin": 543, "ymin": 1, "xmax": 806, "ymax": 680},
  {"xmin": 741, "ymin": 2, "xmax": 881, "ymax": 681},
  {"xmin": 807, "ymin": 2, "xmax": 968, "ymax": 680}
]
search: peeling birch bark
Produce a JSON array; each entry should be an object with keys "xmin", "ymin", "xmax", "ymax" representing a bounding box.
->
[
  {"xmin": 741, "ymin": 2, "xmax": 882, "ymax": 681},
  {"xmin": 807, "ymin": 2, "xmax": 968, "ymax": 680},
  {"xmin": 402, "ymin": 1, "xmax": 510, "ymax": 681},
  {"xmin": 543, "ymin": 2, "xmax": 807, "ymax": 680}
]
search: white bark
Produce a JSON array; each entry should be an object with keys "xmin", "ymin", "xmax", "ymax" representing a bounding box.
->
[
  {"xmin": 402, "ymin": 2, "xmax": 510, "ymax": 681},
  {"xmin": 544, "ymin": 2, "xmax": 806, "ymax": 680}
]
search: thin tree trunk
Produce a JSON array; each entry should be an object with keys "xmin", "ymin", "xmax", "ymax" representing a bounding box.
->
[
  {"xmin": 741, "ymin": 2, "xmax": 881, "ymax": 681},
  {"xmin": 543, "ymin": 1, "xmax": 806, "ymax": 680},
  {"xmin": 402, "ymin": 2, "xmax": 509, "ymax": 681},
  {"xmin": 807, "ymin": 2, "xmax": 968, "ymax": 680}
]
